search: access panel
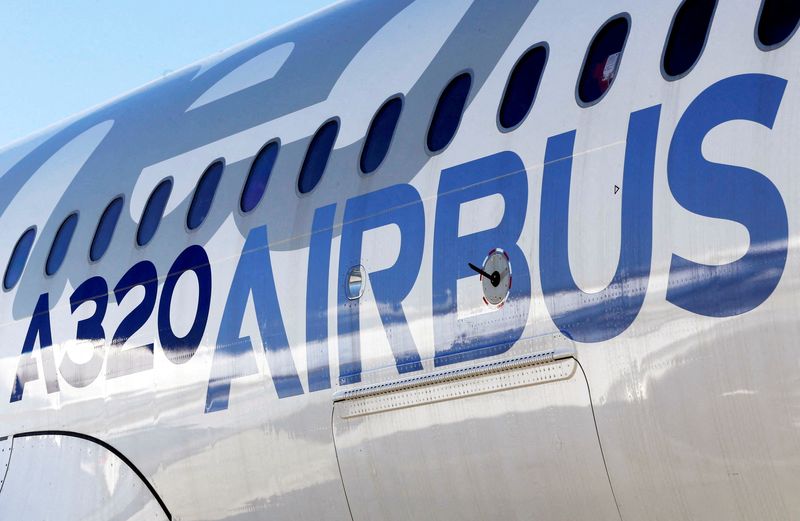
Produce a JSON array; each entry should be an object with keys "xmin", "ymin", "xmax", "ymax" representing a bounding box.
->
[
  {"xmin": 0, "ymin": 436, "xmax": 10, "ymax": 495},
  {"xmin": 333, "ymin": 335, "xmax": 620, "ymax": 521},
  {"xmin": 0, "ymin": 433, "xmax": 169, "ymax": 521}
]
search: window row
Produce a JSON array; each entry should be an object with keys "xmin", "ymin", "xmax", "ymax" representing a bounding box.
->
[{"xmin": 5, "ymin": 0, "xmax": 798, "ymax": 290}]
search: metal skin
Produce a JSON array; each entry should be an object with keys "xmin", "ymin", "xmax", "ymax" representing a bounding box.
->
[{"xmin": 0, "ymin": 0, "xmax": 798, "ymax": 519}]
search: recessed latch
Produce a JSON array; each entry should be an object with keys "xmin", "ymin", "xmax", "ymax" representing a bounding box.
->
[{"xmin": 346, "ymin": 265, "xmax": 367, "ymax": 300}]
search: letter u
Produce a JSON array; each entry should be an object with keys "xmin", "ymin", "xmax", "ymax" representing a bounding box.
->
[{"xmin": 539, "ymin": 105, "xmax": 660, "ymax": 343}]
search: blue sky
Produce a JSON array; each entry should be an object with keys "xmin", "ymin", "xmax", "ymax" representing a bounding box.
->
[{"xmin": 0, "ymin": 0, "xmax": 336, "ymax": 147}]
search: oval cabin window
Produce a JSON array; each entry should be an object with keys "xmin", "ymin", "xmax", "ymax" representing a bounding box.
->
[
  {"xmin": 4, "ymin": 227, "xmax": 36, "ymax": 290},
  {"xmin": 187, "ymin": 160, "xmax": 224, "ymax": 230},
  {"xmin": 90, "ymin": 197, "xmax": 123, "ymax": 262},
  {"xmin": 360, "ymin": 96, "xmax": 403, "ymax": 175},
  {"xmin": 137, "ymin": 179, "xmax": 172, "ymax": 247},
  {"xmin": 663, "ymin": 0, "xmax": 716, "ymax": 78},
  {"xmin": 499, "ymin": 44, "xmax": 548, "ymax": 130},
  {"xmin": 757, "ymin": 0, "xmax": 800, "ymax": 48},
  {"xmin": 46, "ymin": 213, "xmax": 79, "ymax": 276},
  {"xmin": 577, "ymin": 16, "xmax": 629, "ymax": 105},
  {"xmin": 240, "ymin": 141, "xmax": 279, "ymax": 213},
  {"xmin": 298, "ymin": 120, "xmax": 339, "ymax": 194},
  {"xmin": 427, "ymin": 73, "xmax": 472, "ymax": 153}
]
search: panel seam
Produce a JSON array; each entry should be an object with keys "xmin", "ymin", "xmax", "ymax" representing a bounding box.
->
[{"xmin": 13, "ymin": 430, "xmax": 172, "ymax": 520}]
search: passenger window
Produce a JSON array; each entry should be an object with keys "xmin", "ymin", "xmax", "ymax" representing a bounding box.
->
[
  {"xmin": 137, "ymin": 179, "xmax": 172, "ymax": 247},
  {"xmin": 46, "ymin": 212, "xmax": 79, "ymax": 276},
  {"xmin": 757, "ymin": 0, "xmax": 800, "ymax": 48},
  {"xmin": 240, "ymin": 141, "xmax": 279, "ymax": 213},
  {"xmin": 360, "ymin": 96, "xmax": 403, "ymax": 174},
  {"xmin": 187, "ymin": 160, "xmax": 224, "ymax": 230},
  {"xmin": 298, "ymin": 120, "xmax": 338, "ymax": 194},
  {"xmin": 577, "ymin": 16, "xmax": 629, "ymax": 105},
  {"xmin": 427, "ymin": 73, "xmax": 472, "ymax": 153},
  {"xmin": 499, "ymin": 45, "xmax": 548, "ymax": 130},
  {"xmin": 4, "ymin": 227, "xmax": 36, "ymax": 290},
  {"xmin": 663, "ymin": 0, "xmax": 716, "ymax": 78},
  {"xmin": 90, "ymin": 197, "xmax": 123, "ymax": 262}
]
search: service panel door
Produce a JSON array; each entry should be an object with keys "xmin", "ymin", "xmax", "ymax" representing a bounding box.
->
[{"xmin": 333, "ymin": 335, "xmax": 620, "ymax": 521}]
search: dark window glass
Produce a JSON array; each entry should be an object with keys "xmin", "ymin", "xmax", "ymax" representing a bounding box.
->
[
  {"xmin": 578, "ymin": 16, "xmax": 629, "ymax": 105},
  {"xmin": 360, "ymin": 96, "xmax": 403, "ymax": 174},
  {"xmin": 298, "ymin": 120, "xmax": 338, "ymax": 194},
  {"xmin": 663, "ymin": 0, "xmax": 716, "ymax": 78},
  {"xmin": 46, "ymin": 213, "xmax": 79, "ymax": 276},
  {"xmin": 241, "ymin": 141, "xmax": 279, "ymax": 212},
  {"xmin": 4, "ymin": 228, "xmax": 36, "ymax": 290},
  {"xmin": 187, "ymin": 160, "xmax": 224, "ymax": 230},
  {"xmin": 137, "ymin": 179, "xmax": 172, "ymax": 246},
  {"xmin": 757, "ymin": 0, "xmax": 800, "ymax": 48},
  {"xmin": 90, "ymin": 197, "xmax": 123, "ymax": 262},
  {"xmin": 427, "ymin": 73, "xmax": 472, "ymax": 153},
  {"xmin": 499, "ymin": 45, "xmax": 548, "ymax": 129}
]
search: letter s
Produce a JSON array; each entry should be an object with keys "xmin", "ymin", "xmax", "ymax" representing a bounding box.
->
[{"xmin": 667, "ymin": 74, "xmax": 787, "ymax": 317}]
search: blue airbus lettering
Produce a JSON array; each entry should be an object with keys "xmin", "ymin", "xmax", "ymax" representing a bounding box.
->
[
  {"xmin": 540, "ymin": 105, "xmax": 660, "ymax": 343},
  {"xmin": 433, "ymin": 151, "xmax": 531, "ymax": 365},
  {"xmin": 338, "ymin": 184, "xmax": 425, "ymax": 385},
  {"xmin": 8, "ymin": 73, "xmax": 789, "ymax": 414},
  {"xmin": 666, "ymin": 74, "xmax": 787, "ymax": 317}
]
